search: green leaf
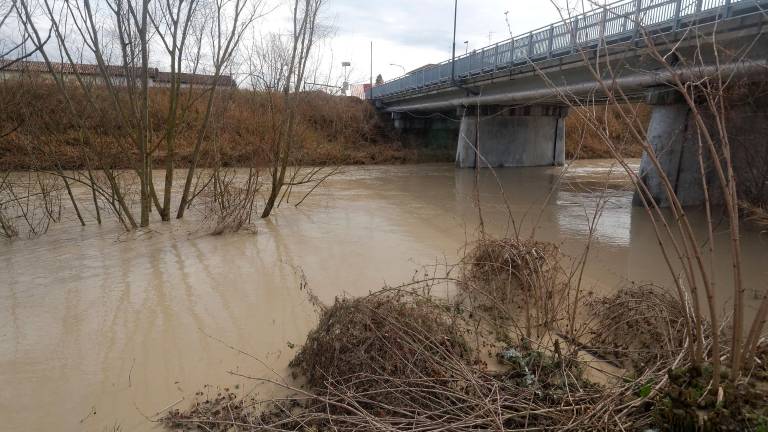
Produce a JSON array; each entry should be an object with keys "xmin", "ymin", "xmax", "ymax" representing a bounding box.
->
[{"xmin": 639, "ymin": 383, "xmax": 653, "ymax": 398}]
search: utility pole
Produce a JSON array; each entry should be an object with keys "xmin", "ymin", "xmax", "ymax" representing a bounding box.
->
[
  {"xmin": 451, "ymin": 0, "xmax": 458, "ymax": 84},
  {"xmin": 369, "ymin": 41, "xmax": 373, "ymax": 88},
  {"xmin": 369, "ymin": 41, "xmax": 373, "ymax": 98},
  {"xmin": 342, "ymin": 61, "xmax": 351, "ymax": 95}
]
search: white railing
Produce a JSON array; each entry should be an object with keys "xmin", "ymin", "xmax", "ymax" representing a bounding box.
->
[{"xmin": 370, "ymin": 0, "xmax": 765, "ymax": 99}]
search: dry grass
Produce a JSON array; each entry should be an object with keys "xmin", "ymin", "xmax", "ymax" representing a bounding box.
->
[
  {"xmin": 741, "ymin": 201, "xmax": 768, "ymax": 231},
  {"xmin": 288, "ymin": 289, "xmax": 474, "ymax": 390},
  {"xmin": 0, "ymin": 79, "xmax": 445, "ymax": 171},
  {"xmin": 565, "ymin": 105, "xmax": 650, "ymax": 159}
]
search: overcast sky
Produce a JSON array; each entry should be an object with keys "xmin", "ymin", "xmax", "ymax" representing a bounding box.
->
[
  {"xmin": 1, "ymin": 0, "xmax": 574, "ymax": 86},
  {"xmin": 263, "ymin": 0, "xmax": 568, "ymax": 85}
]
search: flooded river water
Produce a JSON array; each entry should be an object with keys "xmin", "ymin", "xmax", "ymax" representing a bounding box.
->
[{"xmin": 1, "ymin": 160, "xmax": 766, "ymax": 431}]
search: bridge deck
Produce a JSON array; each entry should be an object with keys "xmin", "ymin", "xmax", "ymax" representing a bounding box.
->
[{"xmin": 371, "ymin": 0, "xmax": 767, "ymax": 103}]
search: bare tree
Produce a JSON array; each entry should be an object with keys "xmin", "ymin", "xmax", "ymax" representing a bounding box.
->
[
  {"xmin": 149, "ymin": 0, "xmax": 203, "ymax": 221},
  {"xmin": 15, "ymin": 0, "xmax": 261, "ymax": 229},
  {"xmin": 260, "ymin": 0, "xmax": 326, "ymax": 218},
  {"xmin": 176, "ymin": 0, "xmax": 261, "ymax": 219}
]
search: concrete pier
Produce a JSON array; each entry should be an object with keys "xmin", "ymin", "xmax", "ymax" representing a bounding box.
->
[
  {"xmin": 635, "ymin": 87, "xmax": 768, "ymax": 207},
  {"xmin": 635, "ymin": 101, "xmax": 704, "ymax": 207},
  {"xmin": 455, "ymin": 105, "xmax": 567, "ymax": 168}
]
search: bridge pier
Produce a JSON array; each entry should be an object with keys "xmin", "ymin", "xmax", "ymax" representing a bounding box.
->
[
  {"xmin": 635, "ymin": 87, "xmax": 768, "ymax": 207},
  {"xmin": 456, "ymin": 105, "xmax": 567, "ymax": 168}
]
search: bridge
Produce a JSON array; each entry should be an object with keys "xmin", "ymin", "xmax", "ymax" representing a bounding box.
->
[{"xmin": 369, "ymin": 0, "xmax": 768, "ymax": 207}]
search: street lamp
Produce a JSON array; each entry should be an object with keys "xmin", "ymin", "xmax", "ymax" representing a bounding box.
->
[
  {"xmin": 389, "ymin": 63, "xmax": 406, "ymax": 75},
  {"xmin": 341, "ymin": 61, "xmax": 351, "ymax": 95},
  {"xmin": 504, "ymin": 11, "xmax": 513, "ymax": 39},
  {"xmin": 464, "ymin": 41, "xmax": 469, "ymax": 55},
  {"xmin": 451, "ymin": 0, "xmax": 458, "ymax": 84}
]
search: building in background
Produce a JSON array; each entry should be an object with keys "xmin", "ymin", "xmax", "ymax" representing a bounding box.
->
[
  {"xmin": 349, "ymin": 83, "xmax": 372, "ymax": 99},
  {"xmin": 0, "ymin": 60, "xmax": 236, "ymax": 88}
]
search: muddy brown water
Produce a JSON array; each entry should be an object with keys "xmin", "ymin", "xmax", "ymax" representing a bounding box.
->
[{"xmin": 1, "ymin": 160, "xmax": 766, "ymax": 431}]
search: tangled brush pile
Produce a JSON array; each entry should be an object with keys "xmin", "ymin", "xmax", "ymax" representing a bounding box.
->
[
  {"xmin": 586, "ymin": 284, "xmax": 693, "ymax": 372},
  {"xmin": 460, "ymin": 238, "xmax": 568, "ymax": 336},
  {"xmin": 289, "ymin": 289, "xmax": 474, "ymax": 389}
]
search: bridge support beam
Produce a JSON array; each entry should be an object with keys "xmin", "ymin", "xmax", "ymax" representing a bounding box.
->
[
  {"xmin": 456, "ymin": 105, "xmax": 567, "ymax": 168},
  {"xmin": 635, "ymin": 87, "xmax": 768, "ymax": 207}
]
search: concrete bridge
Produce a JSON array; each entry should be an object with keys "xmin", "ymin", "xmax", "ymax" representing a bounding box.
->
[{"xmin": 369, "ymin": 0, "xmax": 768, "ymax": 206}]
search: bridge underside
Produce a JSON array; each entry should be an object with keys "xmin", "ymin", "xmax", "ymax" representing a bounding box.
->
[
  {"xmin": 389, "ymin": 85, "xmax": 768, "ymax": 207},
  {"xmin": 376, "ymin": 11, "xmax": 768, "ymax": 207}
]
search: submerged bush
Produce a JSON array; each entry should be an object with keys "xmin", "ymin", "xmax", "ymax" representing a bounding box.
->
[
  {"xmin": 586, "ymin": 285, "xmax": 693, "ymax": 373},
  {"xmin": 289, "ymin": 290, "xmax": 473, "ymax": 389}
]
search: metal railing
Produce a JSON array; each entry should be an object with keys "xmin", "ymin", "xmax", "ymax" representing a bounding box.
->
[{"xmin": 370, "ymin": 0, "xmax": 764, "ymax": 99}]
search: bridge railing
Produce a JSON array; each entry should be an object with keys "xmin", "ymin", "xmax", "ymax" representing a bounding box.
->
[{"xmin": 370, "ymin": 0, "xmax": 762, "ymax": 100}]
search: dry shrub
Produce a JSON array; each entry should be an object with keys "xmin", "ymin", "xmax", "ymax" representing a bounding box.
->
[
  {"xmin": 586, "ymin": 285, "xmax": 693, "ymax": 373},
  {"xmin": 741, "ymin": 201, "xmax": 768, "ymax": 231},
  {"xmin": 164, "ymin": 287, "xmax": 653, "ymax": 431},
  {"xmin": 461, "ymin": 238, "xmax": 567, "ymax": 335},
  {"xmin": 289, "ymin": 290, "xmax": 473, "ymax": 389},
  {"xmin": 194, "ymin": 169, "xmax": 261, "ymax": 235},
  {"xmin": 755, "ymin": 339, "xmax": 768, "ymax": 381}
]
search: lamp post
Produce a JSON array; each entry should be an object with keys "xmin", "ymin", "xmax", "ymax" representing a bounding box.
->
[
  {"xmin": 464, "ymin": 40, "xmax": 469, "ymax": 55},
  {"xmin": 451, "ymin": 0, "xmax": 458, "ymax": 84},
  {"xmin": 389, "ymin": 63, "xmax": 406, "ymax": 75},
  {"xmin": 341, "ymin": 61, "xmax": 351, "ymax": 95},
  {"xmin": 505, "ymin": 11, "xmax": 513, "ymax": 38}
]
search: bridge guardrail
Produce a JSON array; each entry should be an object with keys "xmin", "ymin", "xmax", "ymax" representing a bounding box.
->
[{"xmin": 369, "ymin": 0, "xmax": 763, "ymax": 100}]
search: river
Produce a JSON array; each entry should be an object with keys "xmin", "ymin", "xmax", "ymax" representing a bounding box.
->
[{"xmin": 1, "ymin": 160, "xmax": 766, "ymax": 431}]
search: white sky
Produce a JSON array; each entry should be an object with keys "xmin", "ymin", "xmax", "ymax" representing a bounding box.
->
[{"xmin": 261, "ymin": 0, "xmax": 569, "ymax": 85}]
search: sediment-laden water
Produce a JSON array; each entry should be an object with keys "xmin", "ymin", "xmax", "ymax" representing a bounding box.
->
[{"xmin": 1, "ymin": 160, "xmax": 765, "ymax": 431}]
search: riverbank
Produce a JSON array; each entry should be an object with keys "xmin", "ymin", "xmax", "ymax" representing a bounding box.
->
[{"xmin": 0, "ymin": 81, "xmax": 644, "ymax": 171}]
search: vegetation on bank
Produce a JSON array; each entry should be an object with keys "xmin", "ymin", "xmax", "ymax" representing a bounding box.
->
[
  {"xmin": 0, "ymin": 81, "xmax": 647, "ymax": 172},
  {"xmin": 566, "ymin": 105, "xmax": 650, "ymax": 160},
  {"xmin": 0, "ymin": 82, "xmax": 452, "ymax": 171}
]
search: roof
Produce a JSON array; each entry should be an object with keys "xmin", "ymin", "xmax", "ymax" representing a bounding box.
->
[
  {"xmin": 0, "ymin": 59, "xmax": 157, "ymax": 77},
  {"xmin": 0, "ymin": 59, "xmax": 235, "ymax": 87},
  {"xmin": 154, "ymin": 71, "xmax": 236, "ymax": 87}
]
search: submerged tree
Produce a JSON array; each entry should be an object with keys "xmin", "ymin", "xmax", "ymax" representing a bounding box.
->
[
  {"xmin": 260, "ymin": 0, "xmax": 327, "ymax": 218},
  {"xmin": 14, "ymin": 0, "xmax": 260, "ymax": 229}
]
